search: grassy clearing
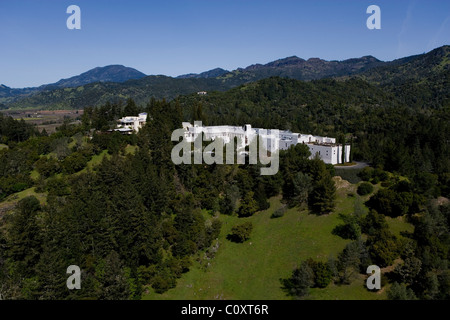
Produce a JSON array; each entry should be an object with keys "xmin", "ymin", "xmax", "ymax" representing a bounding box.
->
[
  {"xmin": 77, "ymin": 150, "xmax": 110, "ymax": 174},
  {"xmin": 87, "ymin": 150, "xmax": 110, "ymax": 168},
  {"xmin": 1, "ymin": 187, "xmax": 47, "ymax": 208},
  {"xmin": 0, "ymin": 144, "xmax": 8, "ymax": 150},
  {"xmin": 30, "ymin": 169, "xmax": 40, "ymax": 181},
  {"xmin": 386, "ymin": 216, "xmax": 414, "ymax": 238},
  {"xmin": 124, "ymin": 144, "xmax": 138, "ymax": 155},
  {"xmin": 68, "ymin": 135, "xmax": 90, "ymax": 150},
  {"xmin": 143, "ymin": 176, "xmax": 411, "ymax": 300},
  {"xmin": 309, "ymin": 274, "xmax": 386, "ymax": 300}
]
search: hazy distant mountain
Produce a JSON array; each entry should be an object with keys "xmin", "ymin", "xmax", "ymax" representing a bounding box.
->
[
  {"xmin": 217, "ymin": 55, "xmax": 384, "ymax": 86},
  {"xmin": 0, "ymin": 84, "xmax": 38, "ymax": 100},
  {"xmin": 0, "ymin": 65, "xmax": 147, "ymax": 104},
  {"xmin": 42, "ymin": 65, "xmax": 147, "ymax": 90},
  {"xmin": 177, "ymin": 68, "xmax": 229, "ymax": 79},
  {"xmin": 248, "ymin": 55, "xmax": 383, "ymax": 78}
]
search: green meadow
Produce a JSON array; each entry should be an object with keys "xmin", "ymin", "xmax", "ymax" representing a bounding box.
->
[{"xmin": 143, "ymin": 177, "xmax": 402, "ymax": 300}]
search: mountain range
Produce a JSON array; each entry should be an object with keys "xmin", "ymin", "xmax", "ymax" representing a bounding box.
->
[
  {"xmin": 1, "ymin": 45, "xmax": 448, "ymax": 110},
  {"xmin": 0, "ymin": 65, "xmax": 146, "ymax": 101},
  {"xmin": 177, "ymin": 68, "xmax": 229, "ymax": 79}
]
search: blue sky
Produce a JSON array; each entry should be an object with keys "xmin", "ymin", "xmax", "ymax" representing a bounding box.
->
[{"xmin": 0, "ymin": 0, "xmax": 449, "ymax": 88}]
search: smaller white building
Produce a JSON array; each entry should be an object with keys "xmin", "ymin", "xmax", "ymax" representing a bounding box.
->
[
  {"xmin": 308, "ymin": 143, "xmax": 351, "ymax": 164},
  {"xmin": 116, "ymin": 112, "xmax": 147, "ymax": 133}
]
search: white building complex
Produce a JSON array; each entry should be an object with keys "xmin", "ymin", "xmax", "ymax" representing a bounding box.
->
[
  {"xmin": 181, "ymin": 122, "xmax": 350, "ymax": 165},
  {"xmin": 115, "ymin": 113, "xmax": 148, "ymax": 134}
]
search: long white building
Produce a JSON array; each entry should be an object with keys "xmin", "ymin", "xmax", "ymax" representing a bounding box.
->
[{"xmin": 181, "ymin": 122, "xmax": 350, "ymax": 165}]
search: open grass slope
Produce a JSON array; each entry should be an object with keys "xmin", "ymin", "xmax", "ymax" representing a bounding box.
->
[
  {"xmin": 1, "ymin": 187, "xmax": 47, "ymax": 205},
  {"xmin": 0, "ymin": 187, "xmax": 48, "ymax": 217},
  {"xmin": 145, "ymin": 196, "xmax": 348, "ymax": 300},
  {"xmin": 142, "ymin": 178, "xmax": 396, "ymax": 300},
  {"xmin": 143, "ymin": 176, "xmax": 400, "ymax": 300}
]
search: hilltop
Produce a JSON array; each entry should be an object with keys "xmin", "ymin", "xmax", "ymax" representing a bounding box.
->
[{"xmin": 0, "ymin": 65, "xmax": 147, "ymax": 104}]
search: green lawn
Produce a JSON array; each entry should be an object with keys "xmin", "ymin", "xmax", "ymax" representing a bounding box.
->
[{"xmin": 309, "ymin": 275, "xmax": 386, "ymax": 300}]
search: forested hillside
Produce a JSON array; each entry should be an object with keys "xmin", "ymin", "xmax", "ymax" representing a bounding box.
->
[
  {"xmin": 353, "ymin": 45, "xmax": 449, "ymax": 110},
  {"xmin": 178, "ymin": 77, "xmax": 450, "ymax": 195}
]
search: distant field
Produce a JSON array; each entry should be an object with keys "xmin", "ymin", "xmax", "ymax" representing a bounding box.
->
[{"xmin": 0, "ymin": 109, "xmax": 83, "ymax": 133}]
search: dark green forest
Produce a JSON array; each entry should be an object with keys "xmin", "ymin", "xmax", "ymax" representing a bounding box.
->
[
  {"xmin": 178, "ymin": 77, "xmax": 450, "ymax": 195},
  {"xmin": 0, "ymin": 65, "xmax": 449, "ymax": 300}
]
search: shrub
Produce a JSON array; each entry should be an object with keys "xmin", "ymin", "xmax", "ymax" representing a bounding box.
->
[
  {"xmin": 238, "ymin": 191, "xmax": 258, "ymax": 217},
  {"xmin": 271, "ymin": 206, "xmax": 287, "ymax": 219},
  {"xmin": 11, "ymin": 182, "xmax": 29, "ymax": 193},
  {"xmin": 366, "ymin": 230, "xmax": 399, "ymax": 267},
  {"xmin": 281, "ymin": 261, "xmax": 314, "ymax": 298},
  {"xmin": 227, "ymin": 222, "xmax": 253, "ymax": 243},
  {"xmin": 151, "ymin": 272, "xmax": 176, "ymax": 294},
  {"xmin": 357, "ymin": 182, "xmax": 374, "ymax": 195},
  {"xmin": 61, "ymin": 152, "xmax": 89, "ymax": 174},
  {"xmin": 373, "ymin": 169, "xmax": 389, "ymax": 182},
  {"xmin": 387, "ymin": 282, "xmax": 417, "ymax": 300},
  {"xmin": 332, "ymin": 213, "xmax": 361, "ymax": 240},
  {"xmin": 307, "ymin": 259, "xmax": 334, "ymax": 288},
  {"xmin": 34, "ymin": 157, "xmax": 61, "ymax": 178},
  {"xmin": 358, "ymin": 167, "xmax": 374, "ymax": 181},
  {"xmin": 371, "ymin": 176, "xmax": 380, "ymax": 185},
  {"xmin": 365, "ymin": 189, "xmax": 423, "ymax": 217}
]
